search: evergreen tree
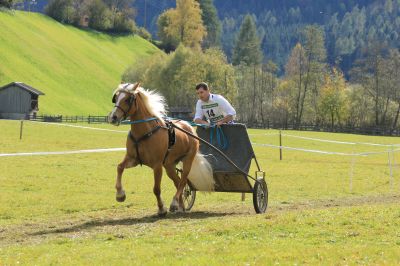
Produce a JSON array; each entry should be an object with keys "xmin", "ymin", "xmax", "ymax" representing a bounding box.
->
[
  {"xmin": 197, "ymin": 0, "xmax": 222, "ymax": 48},
  {"xmin": 232, "ymin": 14, "xmax": 263, "ymax": 66}
]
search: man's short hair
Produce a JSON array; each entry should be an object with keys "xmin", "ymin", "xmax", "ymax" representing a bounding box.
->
[{"xmin": 195, "ymin": 82, "xmax": 209, "ymax": 91}]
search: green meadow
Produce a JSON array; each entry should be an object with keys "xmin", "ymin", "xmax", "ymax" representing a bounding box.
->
[
  {"xmin": 0, "ymin": 120, "xmax": 399, "ymax": 265},
  {"xmin": 0, "ymin": 11, "xmax": 159, "ymax": 114}
]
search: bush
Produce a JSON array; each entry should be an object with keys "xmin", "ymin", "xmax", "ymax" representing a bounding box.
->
[
  {"xmin": 87, "ymin": 0, "xmax": 111, "ymax": 31},
  {"xmin": 0, "ymin": 0, "xmax": 13, "ymax": 9},
  {"xmin": 45, "ymin": 0, "xmax": 74, "ymax": 24},
  {"xmin": 136, "ymin": 27, "xmax": 152, "ymax": 40}
]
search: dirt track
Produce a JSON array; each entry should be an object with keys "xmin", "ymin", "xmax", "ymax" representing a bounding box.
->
[{"xmin": 1, "ymin": 194, "xmax": 399, "ymax": 247}]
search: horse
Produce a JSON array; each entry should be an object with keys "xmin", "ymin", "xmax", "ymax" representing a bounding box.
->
[{"xmin": 108, "ymin": 82, "xmax": 215, "ymax": 216}]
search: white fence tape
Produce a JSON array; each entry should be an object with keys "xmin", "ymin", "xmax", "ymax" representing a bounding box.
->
[
  {"xmin": 28, "ymin": 120, "xmax": 128, "ymax": 133},
  {"xmin": 282, "ymin": 133, "xmax": 399, "ymax": 147},
  {"xmin": 251, "ymin": 142, "xmax": 400, "ymax": 157},
  {"xmin": 1, "ymin": 120, "xmax": 398, "ymax": 158},
  {"xmin": 0, "ymin": 148, "xmax": 125, "ymax": 157},
  {"xmin": 248, "ymin": 133, "xmax": 279, "ymax": 136},
  {"xmin": 252, "ymin": 143, "xmax": 357, "ymax": 156}
]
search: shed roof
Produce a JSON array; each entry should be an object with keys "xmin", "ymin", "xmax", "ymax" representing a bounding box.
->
[{"xmin": 0, "ymin": 82, "xmax": 45, "ymax": 96}]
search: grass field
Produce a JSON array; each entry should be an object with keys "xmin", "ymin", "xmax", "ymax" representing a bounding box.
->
[
  {"xmin": 0, "ymin": 11, "xmax": 159, "ymax": 114},
  {"xmin": 0, "ymin": 120, "xmax": 400, "ymax": 265}
]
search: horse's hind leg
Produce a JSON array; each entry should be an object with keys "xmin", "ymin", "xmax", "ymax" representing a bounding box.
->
[
  {"xmin": 115, "ymin": 155, "xmax": 135, "ymax": 202},
  {"xmin": 170, "ymin": 156, "xmax": 194, "ymax": 212},
  {"xmin": 164, "ymin": 164, "xmax": 184, "ymax": 209},
  {"xmin": 153, "ymin": 165, "xmax": 167, "ymax": 217}
]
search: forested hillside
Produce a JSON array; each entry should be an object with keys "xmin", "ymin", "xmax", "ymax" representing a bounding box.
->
[
  {"xmin": 14, "ymin": 0, "xmax": 400, "ymax": 74},
  {"xmin": 135, "ymin": 0, "xmax": 400, "ymax": 74},
  {"xmin": 0, "ymin": 11, "xmax": 159, "ymax": 114}
]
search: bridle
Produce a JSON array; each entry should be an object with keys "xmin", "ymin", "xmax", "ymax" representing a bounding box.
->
[{"xmin": 112, "ymin": 89, "xmax": 136, "ymax": 120}]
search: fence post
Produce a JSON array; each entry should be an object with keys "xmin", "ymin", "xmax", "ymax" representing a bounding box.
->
[
  {"xmin": 279, "ymin": 130, "xmax": 282, "ymax": 160},
  {"xmin": 19, "ymin": 120, "xmax": 24, "ymax": 140},
  {"xmin": 349, "ymin": 152, "xmax": 356, "ymax": 193},
  {"xmin": 388, "ymin": 149, "xmax": 393, "ymax": 191}
]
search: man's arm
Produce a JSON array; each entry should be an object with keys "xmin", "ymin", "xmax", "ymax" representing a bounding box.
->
[
  {"xmin": 194, "ymin": 118, "xmax": 210, "ymax": 125},
  {"xmin": 216, "ymin": 115, "xmax": 233, "ymax": 126},
  {"xmin": 216, "ymin": 96, "xmax": 236, "ymax": 126},
  {"xmin": 193, "ymin": 101, "xmax": 210, "ymax": 126}
]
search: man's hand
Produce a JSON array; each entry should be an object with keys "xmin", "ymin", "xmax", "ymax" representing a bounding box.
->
[
  {"xmin": 216, "ymin": 115, "xmax": 233, "ymax": 127},
  {"xmin": 194, "ymin": 118, "xmax": 210, "ymax": 127}
]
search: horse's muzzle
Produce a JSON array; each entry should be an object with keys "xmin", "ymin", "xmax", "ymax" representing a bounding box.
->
[{"xmin": 108, "ymin": 112, "xmax": 120, "ymax": 125}]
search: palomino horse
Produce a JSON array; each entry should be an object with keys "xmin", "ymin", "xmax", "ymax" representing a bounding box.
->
[{"xmin": 108, "ymin": 82, "xmax": 214, "ymax": 216}]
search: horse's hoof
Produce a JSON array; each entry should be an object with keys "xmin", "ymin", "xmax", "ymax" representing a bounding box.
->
[
  {"xmin": 116, "ymin": 192, "xmax": 126, "ymax": 202},
  {"xmin": 170, "ymin": 197, "xmax": 179, "ymax": 212},
  {"xmin": 158, "ymin": 208, "xmax": 168, "ymax": 217},
  {"xmin": 176, "ymin": 207, "xmax": 185, "ymax": 213},
  {"xmin": 169, "ymin": 204, "xmax": 178, "ymax": 212}
]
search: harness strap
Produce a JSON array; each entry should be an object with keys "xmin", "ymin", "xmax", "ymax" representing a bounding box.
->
[
  {"xmin": 127, "ymin": 119, "xmax": 177, "ymax": 166},
  {"xmin": 162, "ymin": 120, "xmax": 176, "ymax": 164},
  {"xmin": 128, "ymin": 125, "xmax": 163, "ymax": 166}
]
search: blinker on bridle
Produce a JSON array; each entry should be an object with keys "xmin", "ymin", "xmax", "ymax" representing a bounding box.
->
[{"xmin": 113, "ymin": 84, "xmax": 137, "ymax": 120}]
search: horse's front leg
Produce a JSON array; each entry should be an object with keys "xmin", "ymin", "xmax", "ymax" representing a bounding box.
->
[
  {"xmin": 115, "ymin": 155, "xmax": 135, "ymax": 202},
  {"xmin": 153, "ymin": 165, "xmax": 167, "ymax": 217}
]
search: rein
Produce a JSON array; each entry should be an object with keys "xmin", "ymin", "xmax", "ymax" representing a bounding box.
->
[{"xmin": 121, "ymin": 117, "xmax": 159, "ymax": 124}]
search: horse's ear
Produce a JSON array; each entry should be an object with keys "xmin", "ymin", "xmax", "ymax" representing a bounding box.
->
[{"xmin": 133, "ymin": 82, "xmax": 140, "ymax": 91}]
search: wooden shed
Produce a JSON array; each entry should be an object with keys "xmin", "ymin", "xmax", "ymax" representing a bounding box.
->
[{"xmin": 0, "ymin": 82, "xmax": 45, "ymax": 120}]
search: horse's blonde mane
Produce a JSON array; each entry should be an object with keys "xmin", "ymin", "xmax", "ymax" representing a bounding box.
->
[
  {"xmin": 136, "ymin": 87, "xmax": 167, "ymax": 119},
  {"xmin": 113, "ymin": 83, "xmax": 167, "ymax": 119}
]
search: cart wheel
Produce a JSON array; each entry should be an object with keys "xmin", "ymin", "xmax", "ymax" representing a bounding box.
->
[
  {"xmin": 183, "ymin": 183, "xmax": 196, "ymax": 211},
  {"xmin": 253, "ymin": 179, "xmax": 268, "ymax": 213}
]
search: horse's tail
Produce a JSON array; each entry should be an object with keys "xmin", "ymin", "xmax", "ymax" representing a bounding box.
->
[{"xmin": 187, "ymin": 153, "xmax": 215, "ymax": 191}]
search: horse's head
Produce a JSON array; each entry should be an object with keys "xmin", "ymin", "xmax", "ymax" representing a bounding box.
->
[{"xmin": 108, "ymin": 82, "xmax": 140, "ymax": 125}]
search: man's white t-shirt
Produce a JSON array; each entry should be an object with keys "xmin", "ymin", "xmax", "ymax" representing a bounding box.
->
[{"xmin": 194, "ymin": 94, "xmax": 236, "ymax": 124}]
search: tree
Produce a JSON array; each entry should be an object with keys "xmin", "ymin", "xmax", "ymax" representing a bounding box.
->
[
  {"xmin": 351, "ymin": 42, "xmax": 390, "ymax": 127},
  {"xmin": 197, "ymin": 0, "xmax": 221, "ymax": 48},
  {"xmin": 157, "ymin": 0, "xmax": 206, "ymax": 51},
  {"xmin": 70, "ymin": 0, "xmax": 91, "ymax": 26},
  {"xmin": 285, "ymin": 25, "xmax": 326, "ymax": 128},
  {"xmin": 157, "ymin": 9, "xmax": 180, "ymax": 51},
  {"xmin": 386, "ymin": 49, "xmax": 400, "ymax": 131},
  {"xmin": 0, "ymin": 0, "xmax": 19, "ymax": 8},
  {"xmin": 87, "ymin": 0, "xmax": 112, "ymax": 31},
  {"xmin": 232, "ymin": 14, "xmax": 263, "ymax": 66},
  {"xmin": 318, "ymin": 68, "xmax": 348, "ymax": 129},
  {"xmin": 103, "ymin": 0, "xmax": 136, "ymax": 32},
  {"xmin": 272, "ymin": 79, "xmax": 295, "ymax": 127},
  {"xmin": 122, "ymin": 45, "xmax": 236, "ymax": 109},
  {"xmin": 45, "ymin": 0, "xmax": 74, "ymax": 24}
]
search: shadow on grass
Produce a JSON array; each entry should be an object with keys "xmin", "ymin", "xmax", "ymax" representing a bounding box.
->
[{"xmin": 30, "ymin": 211, "xmax": 236, "ymax": 236}]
